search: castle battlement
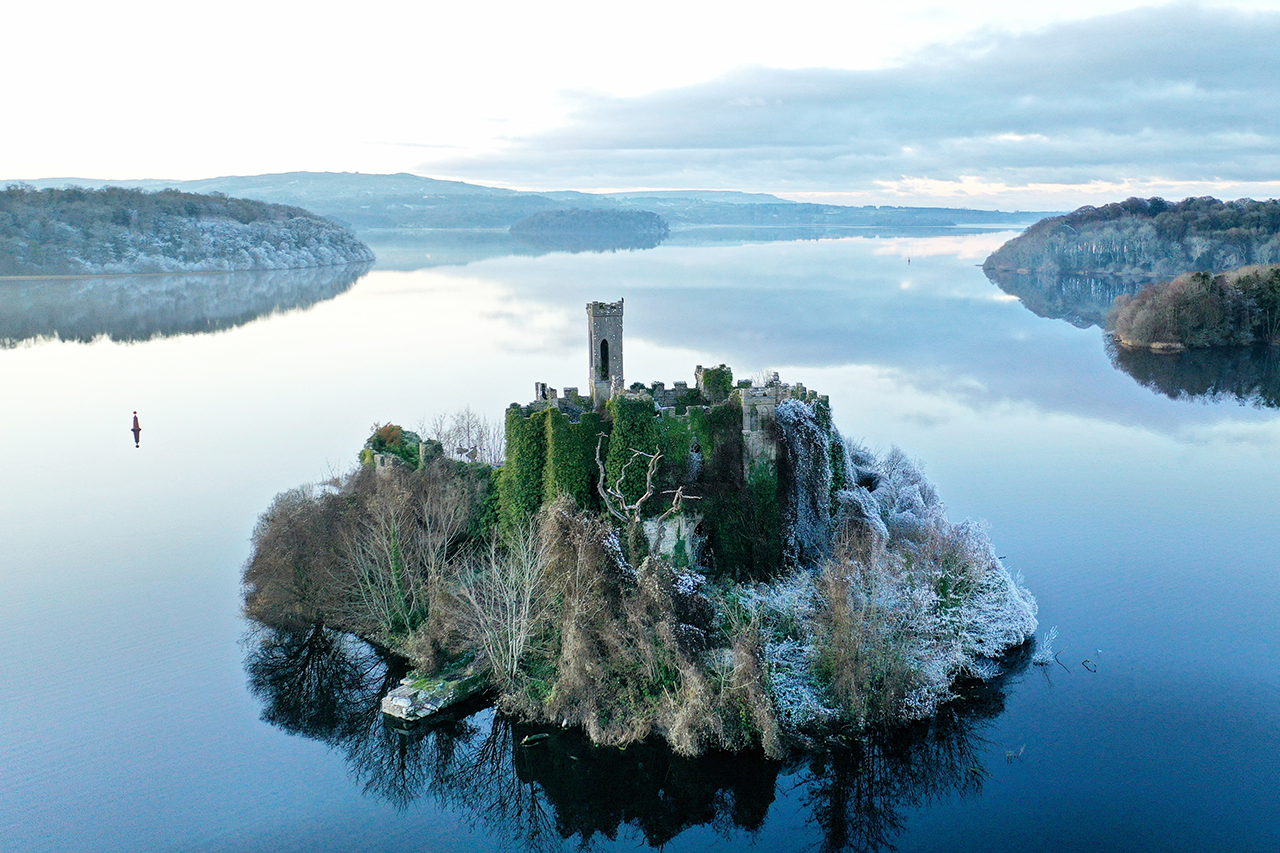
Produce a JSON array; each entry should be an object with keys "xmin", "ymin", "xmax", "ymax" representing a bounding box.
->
[
  {"xmin": 500, "ymin": 300, "xmax": 844, "ymax": 575},
  {"xmin": 520, "ymin": 302, "xmax": 830, "ymax": 470}
]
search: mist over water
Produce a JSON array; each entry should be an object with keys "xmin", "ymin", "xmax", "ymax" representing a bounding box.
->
[{"xmin": 2, "ymin": 230, "xmax": 1277, "ymax": 852}]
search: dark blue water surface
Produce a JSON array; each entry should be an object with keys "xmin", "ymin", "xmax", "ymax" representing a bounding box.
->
[{"xmin": 2, "ymin": 230, "xmax": 1278, "ymax": 852}]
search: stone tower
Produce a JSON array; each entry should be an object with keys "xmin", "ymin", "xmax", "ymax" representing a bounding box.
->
[{"xmin": 587, "ymin": 299, "xmax": 624, "ymax": 405}]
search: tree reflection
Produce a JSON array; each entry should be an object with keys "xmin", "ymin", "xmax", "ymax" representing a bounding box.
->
[
  {"xmin": 0, "ymin": 262, "xmax": 370, "ymax": 346},
  {"xmin": 244, "ymin": 622, "xmax": 1030, "ymax": 852},
  {"xmin": 800, "ymin": 660, "xmax": 1023, "ymax": 853},
  {"xmin": 1108, "ymin": 338, "xmax": 1280, "ymax": 407},
  {"xmin": 984, "ymin": 267, "xmax": 1150, "ymax": 328}
]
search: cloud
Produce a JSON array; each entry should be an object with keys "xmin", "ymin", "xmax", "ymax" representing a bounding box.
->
[{"xmin": 424, "ymin": 5, "xmax": 1280, "ymax": 204}]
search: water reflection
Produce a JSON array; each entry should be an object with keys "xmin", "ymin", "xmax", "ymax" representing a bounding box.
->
[
  {"xmin": 0, "ymin": 262, "xmax": 371, "ymax": 346},
  {"xmin": 1108, "ymin": 339, "xmax": 1280, "ymax": 407},
  {"xmin": 983, "ymin": 267, "xmax": 1153, "ymax": 328},
  {"xmin": 509, "ymin": 229, "xmax": 666, "ymax": 254},
  {"xmin": 362, "ymin": 226, "xmax": 1019, "ymax": 271},
  {"xmin": 984, "ymin": 266, "xmax": 1280, "ymax": 408},
  {"xmin": 244, "ymin": 622, "xmax": 1031, "ymax": 851}
]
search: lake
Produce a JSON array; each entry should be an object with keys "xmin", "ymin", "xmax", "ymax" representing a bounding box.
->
[{"xmin": 2, "ymin": 229, "xmax": 1278, "ymax": 852}]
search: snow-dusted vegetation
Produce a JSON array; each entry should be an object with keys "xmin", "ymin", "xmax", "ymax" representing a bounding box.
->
[
  {"xmin": 0, "ymin": 184, "xmax": 374, "ymax": 275},
  {"xmin": 736, "ymin": 435, "xmax": 1038, "ymax": 734},
  {"xmin": 246, "ymin": 393, "xmax": 1037, "ymax": 759}
]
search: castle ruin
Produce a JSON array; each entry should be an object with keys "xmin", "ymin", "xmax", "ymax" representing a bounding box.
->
[
  {"xmin": 524, "ymin": 299, "xmax": 828, "ymax": 469},
  {"xmin": 505, "ymin": 299, "xmax": 843, "ymax": 576}
]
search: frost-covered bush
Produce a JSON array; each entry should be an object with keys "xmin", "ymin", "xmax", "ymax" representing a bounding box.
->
[
  {"xmin": 734, "ymin": 441, "xmax": 1038, "ymax": 733},
  {"xmin": 774, "ymin": 399, "xmax": 833, "ymax": 566}
]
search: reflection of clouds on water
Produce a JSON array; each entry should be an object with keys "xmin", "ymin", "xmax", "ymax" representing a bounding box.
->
[
  {"xmin": 0, "ymin": 262, "xmax": 371, "ymax": 346},
  {"xmin": 433, "ymin": 237, "xmax": 1280, "ymax": 437},
  {"xmin": 871, "ymin": 231, "xmax": 1013, "ymax": 261},
  {"xmin": 243, "ymin": 621, "xmax": 1031, "ymax": 852}
]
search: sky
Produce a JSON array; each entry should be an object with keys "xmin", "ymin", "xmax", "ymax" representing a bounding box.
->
[{"xmin": 5, "ymin": 0, "xmax": 1280, "ymax": 208}]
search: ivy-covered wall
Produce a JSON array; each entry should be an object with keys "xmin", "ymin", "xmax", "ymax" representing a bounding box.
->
[
  {"xmin": 814, "ymin": 398, "xmax": 848, "ymax": 513},
  {"xmin": 698, "ymin": 364, "xmax": 734, "ymax": 403},
  {"xmin": 604, "ymin": 394, "xmax": 661, "ymax": 507},
  {"xmin": 496, "ymin": 378, "xmax": 826, "ymax": 581},
  {"xmin": 543, "ymin": 409, "xmax": 606, "ymax": 511},
  {"xmin": 498, "ymin": 406, "xmax": 548, "ymax": 536}
]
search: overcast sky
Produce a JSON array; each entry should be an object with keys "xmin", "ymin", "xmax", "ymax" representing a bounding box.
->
[{"xmin": 5, "ymin": 0, "xmax": 1280, "ymax": 207}]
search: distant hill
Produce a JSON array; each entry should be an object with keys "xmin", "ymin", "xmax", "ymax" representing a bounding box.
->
[
  {"xmin": 18, "ymin": 172, "xmax": 1052, "ymax": 233},
  {"xmin": 0, "ymin": 185, "xmax": 374, "ymax": 276},
  {"xmin": 984, "ymin": 197, "xmax": 1280, "ymax": 280}
]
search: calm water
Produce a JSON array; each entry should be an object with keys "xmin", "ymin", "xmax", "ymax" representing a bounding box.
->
[{"xmin": 2, "ymin": 230, "xmax": 1278, "ymax": 852}]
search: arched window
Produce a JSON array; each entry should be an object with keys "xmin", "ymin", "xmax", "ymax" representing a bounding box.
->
[{"xmin": 598, "ymin": 339, "xmax": 610, "ymax": 379}]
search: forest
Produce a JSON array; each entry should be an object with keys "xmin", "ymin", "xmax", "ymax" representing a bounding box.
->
[
  {"xmin": 984, "ymin": 196, "xmax": 1280, "ymax": 279},
  {"xmin": 0, "ymin": 184, "xmax": 374, "ymax": 275}
]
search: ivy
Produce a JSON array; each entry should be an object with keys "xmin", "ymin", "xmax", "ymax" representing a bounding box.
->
[
  {"xmin": 498, "ymin": 406, "xmax": 548, "ymax": 537},
  {"xmin": 698, "ymin": 364, "xmax": 734, "ymax": 403},
  {"xmin": 605, "ymin": 394, "xmax": 660, "ymax": 509},
  {"xmin": 543, "ymin": 408, "xmax": 605, "ymax": 510}
]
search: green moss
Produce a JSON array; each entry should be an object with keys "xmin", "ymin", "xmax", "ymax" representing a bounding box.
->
[{"xmin": 699, "ymin": 364, "xmax": 734, "ymax": 403}]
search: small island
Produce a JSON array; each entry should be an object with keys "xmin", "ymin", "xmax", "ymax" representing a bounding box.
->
[
  {"xmin": 1108, "ymin": 264, "xmax": 1280, "ymax": 351},
  {"xmin": 509, "ymin": 208, "xmax": 669, "ymax": 252},
  {"xmin": 0, "ymin": 184, "xmax": 374, "ymax": 276},
  {"xmin": 244, "ymin": 300, "xmax": 1037, "ymax": 758}
]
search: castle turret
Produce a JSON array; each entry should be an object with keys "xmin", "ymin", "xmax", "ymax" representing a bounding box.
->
[{"xmin": 587, "ymin": 299, "xmax": 624, "ymax": 405}]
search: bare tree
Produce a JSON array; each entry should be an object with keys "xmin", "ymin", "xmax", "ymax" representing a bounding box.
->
[
  {"xmin": 327, "ymin": 464, "xmax": 477, "ymax": 652},
  {"xmin": 334, "ymin": 482, "xmax": 427, "ymax": 642},
  {"xmin": 594, "ymin": 435, "xmax": 698, "ymax": 560},
  {"xmin": 457, "ymin": 524, "xmax": 556, "ymax": 689},
  {"xmin": 423, "ymin": 406, "xmax": 506, "ymax": 466}
]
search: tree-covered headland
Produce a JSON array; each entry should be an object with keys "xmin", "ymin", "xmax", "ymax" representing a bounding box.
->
[
  {"xmin": 985, "ymin": 196, "xmax": 1280, "ymax": 279},
  {"xmin": 245, "ymin": 368, "xmax": 1036, "ymax": 758},
  {"xmin": 0, "ymin": 184, "xmax": 374, "ymax": 275}
]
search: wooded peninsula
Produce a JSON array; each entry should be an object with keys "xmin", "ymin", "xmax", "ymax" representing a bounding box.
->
[
  {"xmin": 0, "ymin": 184, "xmax": 374, "ymax": 276},
  {"xmin": 984, "ymin": 196, "xmax": 1280, "ymax": 279}
]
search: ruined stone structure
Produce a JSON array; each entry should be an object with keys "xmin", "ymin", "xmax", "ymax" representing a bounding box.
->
[
  {"xmin": 587, "ymin": 299, "xmax": 624, "ymax": 405},
  {"xmin": 505, "ymin": 300, "xmax": 839, "ymax": 576},
  {"xmin": 526, "ymin": 300, "xmax": 827, "ymax": 471}
]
